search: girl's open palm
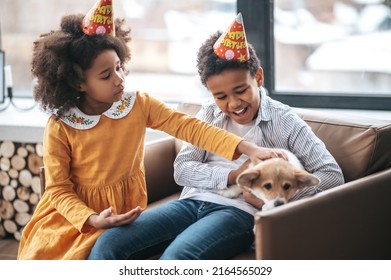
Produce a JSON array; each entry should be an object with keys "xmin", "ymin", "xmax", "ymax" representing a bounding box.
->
[{"xmin": 88, "ymin": 206, "xmax": 143, "ymax": 229}]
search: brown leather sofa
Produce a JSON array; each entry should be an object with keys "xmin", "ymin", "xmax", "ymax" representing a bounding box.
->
[
  {"xmin": 144, "ymin": 103, "xmax": 391, "ymax": 260},
  {"xmin": 1, "ymin": 103, "xmax": 390, "ymax": 260}
]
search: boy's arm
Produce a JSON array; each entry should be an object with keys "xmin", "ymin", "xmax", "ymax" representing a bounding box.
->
[
  {"xmin": 287, "ymin": 113, "xmax": 345, "ymax": 200},
  {"xmin": 173, "ymin": 102, "xmax": 233, "ymax": 190},
  {"xmin": 173, "ymin": 141, "xmax": 232, "ymax": 190}
]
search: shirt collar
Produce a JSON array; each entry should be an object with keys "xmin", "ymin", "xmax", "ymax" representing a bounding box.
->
[
  {"xmin": 60, "ymin": 91, "xmax": 136, "ymax": 130},
  {"xmin": 257, "ymin": 87, "xmax": 272, "ymax": 123}
]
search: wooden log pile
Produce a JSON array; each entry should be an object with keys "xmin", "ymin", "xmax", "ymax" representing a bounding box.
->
[{"xmin": 0, "ymin": 140, "xmax": 43, "ymax": 240}]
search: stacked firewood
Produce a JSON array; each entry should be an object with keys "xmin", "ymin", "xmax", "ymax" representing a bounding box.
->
[{"xmin": 0, "ymin": 140, "xmax": 43, "ymax": 240}]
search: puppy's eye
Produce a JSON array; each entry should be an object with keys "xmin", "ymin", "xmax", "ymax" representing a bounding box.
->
[
  {"xmin": 283, "ymin": 183, "xmax": 291, "ymax": 190},
  {"xmin": 264, "ymin": 183, "xmax": 272, "ymax": 190}
]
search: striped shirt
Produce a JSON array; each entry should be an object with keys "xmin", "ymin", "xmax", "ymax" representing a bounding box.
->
[{"xmin": 173, "ymin": 88, "xmax": 345, "ymax": 215}]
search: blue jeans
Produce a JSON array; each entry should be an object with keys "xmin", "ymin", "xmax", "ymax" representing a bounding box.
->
[{"xmin": 88, "ymin": 199, "xmax": 254, "ymax": 260}]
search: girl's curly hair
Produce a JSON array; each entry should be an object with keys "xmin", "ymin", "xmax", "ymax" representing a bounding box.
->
[
  {"xmin": 32, "ymin": 14, "xmax": 131, "ymax": 117},
  {"xmin": 196, "ymin": 31, "xmax": 261, "ymax": 87}
]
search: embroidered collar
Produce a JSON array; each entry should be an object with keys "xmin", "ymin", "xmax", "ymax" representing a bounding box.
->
[{"xmin": 60, "ymin": 92, "xmax": 136, "ymax": 130}]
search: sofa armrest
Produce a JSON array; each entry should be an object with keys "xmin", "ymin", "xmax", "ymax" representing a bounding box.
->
[
  {"xmin": 254, "ymin": 168, "xmax": 391, "ymax": 260},
  {"xmin": 144, "ymin": 137, "xmax": 182, "ymax": 204}
]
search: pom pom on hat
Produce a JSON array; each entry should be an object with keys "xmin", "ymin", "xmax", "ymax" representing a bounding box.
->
[
  {"xmin": 81, "ymin": 0, "xmax": 115, "ymax": 36},
  {"xmin": 213, "ymin": 13, "xmax": 250, "ymax": 62}
]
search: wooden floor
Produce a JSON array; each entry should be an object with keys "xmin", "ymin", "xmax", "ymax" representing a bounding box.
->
[
  {"xmin": 0, "ymin": 239, "xmax": 19, "ymax": 260},
  {"xmin": 0, "ymin": 238, "xmax": 254, "ymax": 260}
]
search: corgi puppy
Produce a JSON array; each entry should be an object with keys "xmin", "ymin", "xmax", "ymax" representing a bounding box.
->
[{"xmin": 218, "ymin": 149, "xmax": 320, "ymax": 211}]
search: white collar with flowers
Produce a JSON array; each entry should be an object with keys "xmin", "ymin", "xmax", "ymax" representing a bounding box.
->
[{"xmin": 60, "ymin": 92, "xmax": 136, "ymax": 130}]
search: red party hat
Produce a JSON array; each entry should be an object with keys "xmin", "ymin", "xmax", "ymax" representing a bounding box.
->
[
  {"xmin": 213, "ymin": 13, "xmax": 249, "ymax": 62},
  {"xmin": 81, "ymin": 0, "xmax": 115, "ymax": 36}
]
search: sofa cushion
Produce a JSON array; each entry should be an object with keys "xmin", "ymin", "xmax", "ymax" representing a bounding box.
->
[
  {"xmin": 294, "ymin": 108, "xmax": 391, "ymax": 182},
  {"xmin": 176, "ymin": 102, "xmax": 391, "ymax": 183},
  {"xmin": 144, "ymin": 137, "xmax": 182, "ymax": 204}
]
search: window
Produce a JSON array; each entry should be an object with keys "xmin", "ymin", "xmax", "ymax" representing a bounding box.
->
[
  {"xmin": 2, "ymin": 0, "xmax": 390, "ymax": 110},
  {"xmin": 238, "ymin": 0, "xmax": 391, "ymax": 110},
  {"xmin": 0, "ymin": 50, "xmax": 4, "ymax": 103},
  {"xmin": 0, "ymin": 0, "xmax": 236, "ymax": 103}
]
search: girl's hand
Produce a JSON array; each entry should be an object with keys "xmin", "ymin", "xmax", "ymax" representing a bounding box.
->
[
  {"xmin": 87, "ymin": 206, "xmax": 143, "ymax": 229},
  {"xmin": 236, "ymin": 141, "xmax": 287, "ymax": 165}
]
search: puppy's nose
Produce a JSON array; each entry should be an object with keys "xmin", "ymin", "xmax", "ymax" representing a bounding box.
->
[{"xmin": 274, "ymin": 200, "xmax": 285, "ymax": 207}]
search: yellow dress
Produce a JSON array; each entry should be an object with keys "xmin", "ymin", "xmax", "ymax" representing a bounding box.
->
[{"xmin": 17, "ymin": 92, "xmax": 242, "ymax": 259}]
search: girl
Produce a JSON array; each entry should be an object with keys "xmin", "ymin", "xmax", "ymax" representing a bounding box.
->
[{"xmin": 16, "ymin": 12, "xmax": 282, "ymax": 259}]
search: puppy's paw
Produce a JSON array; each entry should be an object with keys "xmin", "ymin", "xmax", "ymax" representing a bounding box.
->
[
  {"xmin": 261, "ymin": 201, "xmax": 275, "ymax": 211},
  {"xmin": 217, "ymin": 185, "xmax": 243, "ymax": 198}
]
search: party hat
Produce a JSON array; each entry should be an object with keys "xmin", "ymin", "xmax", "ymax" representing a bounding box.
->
[
  {"xmin": 213, "ymin": 13, "xmax": 249, "ymax": 62},
  {"xmin": 81, "ymin": 0, "xmax": 115, "ymax": 36}
]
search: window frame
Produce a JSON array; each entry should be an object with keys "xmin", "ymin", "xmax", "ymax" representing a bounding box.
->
[
  {"xmin": 237, "ymin": 0, "xmax": 391, "ymax": 110},
  {"xmin": 0, "ymin": 50, "xmax": 4, "ymax": 103}
]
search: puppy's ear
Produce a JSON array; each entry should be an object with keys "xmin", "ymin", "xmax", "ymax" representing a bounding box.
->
[
  {"xmin": 237, "ymin": 170, "xmax": 260, "ymax": 188},
  {"xmin": 295, "ymin": 170, "xmax": 320, "ymax": 188}
]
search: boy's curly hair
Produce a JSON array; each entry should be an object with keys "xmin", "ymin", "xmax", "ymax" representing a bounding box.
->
[
  {"xmin": 32, "ymin": 14, "xmax": 131, "ymax": 117},
  {"xmin": 197, "ymin": 31, "xmax": 261, "ymax": 87}
]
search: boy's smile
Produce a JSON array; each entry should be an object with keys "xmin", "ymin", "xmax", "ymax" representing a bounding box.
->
[
  {"xmin": 233, "ymin": 106, "xmax": 249, "ymax": 117},
  {"xmin": 207, "ymin": 67, "xmax": 263, "ymax": 125}
]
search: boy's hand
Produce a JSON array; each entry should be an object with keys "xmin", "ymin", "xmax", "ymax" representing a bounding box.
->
[
  {"xmin": 228, "ymin": 159, "xmax": 251, "ymax": 185},
  {"xmin": 243, "ymin": 189, "xmax": 265, "ymax": 209},
  {"xmin": 87, "ymin": 206, "xmax": 143, "ymax": 229}
]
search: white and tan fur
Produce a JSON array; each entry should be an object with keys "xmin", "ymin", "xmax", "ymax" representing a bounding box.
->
[{"xmin": 218, "ymin": 149, "xmax": 320, "ymax": 211}]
